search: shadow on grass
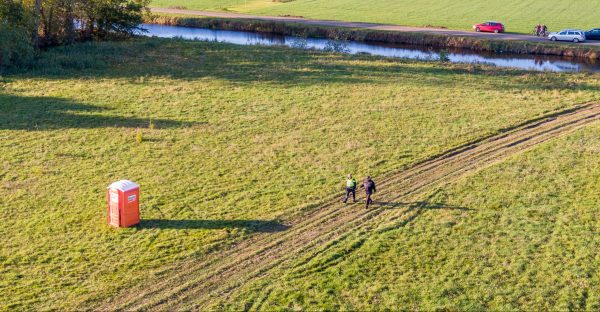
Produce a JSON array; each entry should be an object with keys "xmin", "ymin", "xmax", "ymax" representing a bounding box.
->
[
  {"xmin": 374, "ymin": 201, "xmax": 473, "ymax": 211},
  {"xmin": 0, "ymin": 94, "xmax": 190, "ymax": 130},
  {"xmin": 140, "ymin": 219, "xmax": 290, "ymax": 232}
]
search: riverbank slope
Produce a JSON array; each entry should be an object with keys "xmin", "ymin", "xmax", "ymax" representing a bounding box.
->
[{"xmin": 147, "ymin": 12, "xmax": 600, "ymax": 60}]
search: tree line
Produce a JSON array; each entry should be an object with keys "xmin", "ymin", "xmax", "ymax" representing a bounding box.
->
[{"xmin": 0, "ymin": 0, "xmax": 148, "ymax": 67}]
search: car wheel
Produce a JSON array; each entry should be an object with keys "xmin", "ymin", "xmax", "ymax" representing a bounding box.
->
[
  {"xmin": 573, "ymin": 38, "xmax": 579, "ymax": 43},
  {"xmin": 494, "ymin": 29, "xmax": 499, "ymax": 34},
  {"xmin": 551, "ymin": 37, "xmax": 557, "ymax": 41},
  {"xmin": 475, "ymin": 28, "xmax": 480, "ymax": 32}
]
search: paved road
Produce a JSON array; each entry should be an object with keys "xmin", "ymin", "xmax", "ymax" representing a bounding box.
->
[{"xmin": 151, "ymin": 8, "xmax": 600, "ymax": 47}]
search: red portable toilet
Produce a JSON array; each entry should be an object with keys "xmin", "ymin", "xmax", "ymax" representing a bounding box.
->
[{"xmin": 107, "ymin": 180, "xmax": 140, "ymax": 228}]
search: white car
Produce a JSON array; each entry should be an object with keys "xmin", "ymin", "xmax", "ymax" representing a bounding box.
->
[{"xmin": 548, "ymin": 29, "xmax": 586, "ymax": 43}]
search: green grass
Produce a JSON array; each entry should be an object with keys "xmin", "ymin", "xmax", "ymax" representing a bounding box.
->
[
  {"xmin": 150, "ymin": 0, "xmax": 600, "ymax": 34},
  {"xmin": 1, "ymin": 38, "xmax": 600, "ymax": 309},
  {"xmin": 217, "ymin": 123, "xmax": 600, "ymax": 311}
]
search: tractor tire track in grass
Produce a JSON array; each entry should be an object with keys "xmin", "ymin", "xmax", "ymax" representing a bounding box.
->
[{"xmin": 101, "ymin": 102, "xmax": 600, "ymax": 311}]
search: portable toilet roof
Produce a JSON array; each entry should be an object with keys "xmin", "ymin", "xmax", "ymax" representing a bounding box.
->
[{"xmin": 108, "ymin": 180, "xmax": 140, "ymax": 192}]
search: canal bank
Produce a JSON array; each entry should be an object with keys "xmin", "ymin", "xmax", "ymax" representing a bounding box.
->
[
  {"xmin": 140, "ymin": 22, "xmax": 600, "ymax": 73},
  {"xmin": 140, "ymin": 24, "xmax": 600, "ymax": 73},
  {"xmin": 145, "ymin": 13, "xmax": 600, "ymax": 61}
]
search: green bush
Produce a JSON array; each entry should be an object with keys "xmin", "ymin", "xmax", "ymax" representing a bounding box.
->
[{"xmin": 0, "ymin": 23, "xmax": 33, "ymax": 69}]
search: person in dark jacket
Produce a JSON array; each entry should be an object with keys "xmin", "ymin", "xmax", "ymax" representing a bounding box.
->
[
  {"xmin": 363, "ymin": 176, "xmax": 376, "ymax": 209},
  {"xmin": 542, "ymin": 24, "xmax": 548, "ymax": 36},
  {"xmin": 343, "ymin": 174, "xmax": 357, "ymax": 204}
]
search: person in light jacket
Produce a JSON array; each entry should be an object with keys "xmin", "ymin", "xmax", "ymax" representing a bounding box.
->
[{"xmin": 343, "ymin": 174, "xmax": 357, "ymax": 204}]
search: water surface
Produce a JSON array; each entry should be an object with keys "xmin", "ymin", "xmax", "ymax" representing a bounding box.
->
[{"xmin": 141, "ymin": 24, "xmax": 600, "ymax": 73}]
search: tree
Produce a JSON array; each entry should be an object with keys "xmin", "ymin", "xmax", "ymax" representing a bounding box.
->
[
  {"xmin": 0, "ymin": 0, "xmax": 34, "ymax": 67},
  {"xmin": 32, "ymin": 0, "xmax": 41, "ymax": 46},
  {"xmin": 6, "ymin": 0, "xmax": 148, "ymax": 47},
  {"xmin": 1, "ymin": 0, "xmax": 147, "ymax": 68},
  {"xmin": 80, "ymin": 0, "xmax": 148, "ymax": 39}
]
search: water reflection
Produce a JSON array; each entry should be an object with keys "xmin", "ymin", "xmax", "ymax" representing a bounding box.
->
[{"xmin": 140, "ymin": 24, "xmax": 600, "ymax": 73}]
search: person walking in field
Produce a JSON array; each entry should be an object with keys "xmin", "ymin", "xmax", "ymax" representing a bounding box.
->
[
  {"xmin": 343, "ymin": 174, "xmax": 357, "ymax": 204},
  {"xmin": 363, "ymin": 176, "xmax": 376, "ymax": 209}
]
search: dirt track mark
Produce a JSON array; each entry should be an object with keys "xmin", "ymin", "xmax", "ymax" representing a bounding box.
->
[{"xmin": 100, "ymin": 102, "xmax": 600, "ymax": 311}]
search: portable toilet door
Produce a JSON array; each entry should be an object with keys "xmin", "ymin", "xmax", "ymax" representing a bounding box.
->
[
  {"xmin": 107, "ymin": 180, "xmax": 140, "ymax": 228},
  {"xmin": 108, "ymin": 187, "xmax": 121, "ymax": 227}
]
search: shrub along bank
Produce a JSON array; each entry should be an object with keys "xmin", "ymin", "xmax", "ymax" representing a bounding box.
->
[
  {"xmin": 146, "ymin": 14, "xmax": 600, "ymax": 60},
  {"xmin": 0, "ymin": 23, "xmax": 33, "ymax": 68},
  {"xmin": 0, "ymin": 0, "xmax": 148, "ymax": 69}
]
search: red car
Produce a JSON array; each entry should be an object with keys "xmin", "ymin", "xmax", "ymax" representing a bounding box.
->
[{"xmin": 473, "ymin": 21, "xmax": 505, "ymax": 33}]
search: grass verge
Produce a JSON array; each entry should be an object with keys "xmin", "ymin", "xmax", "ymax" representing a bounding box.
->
[
  {"xmin": 148, "ymin": 0, "xmax": 600, "ymax": 35},
  {"xmin": 145, "ymin": 14, "xmax": 600, "ymax": 60},
  {"xmin": 1, "ymin": 37, "xmax": 599, "ymax": 309}
]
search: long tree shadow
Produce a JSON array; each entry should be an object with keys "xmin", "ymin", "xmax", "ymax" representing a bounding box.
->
[
  {"xmin": 0, "ymin": 94, "xmax": 189, "ymax": 130},
  {"xmin": 140, "ymin": 219, "xmax": 290, "ymax": 232}
]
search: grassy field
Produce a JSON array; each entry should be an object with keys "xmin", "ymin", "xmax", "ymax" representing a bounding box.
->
[
  {"xmin": 1, "ymin": 38, "xmax": 600, "ymax": 309},
  {"xmin": 149, "ymin": 0, "xmax": 600, "ymax": 34},
  {"xmin": 217, "ymin": 123, "xmax": 600, "ymax": 310}
]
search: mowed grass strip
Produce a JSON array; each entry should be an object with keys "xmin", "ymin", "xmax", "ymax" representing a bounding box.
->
[
  {"xmin": 1, "ymin": 38, "xmax": 599, "ymax": 309},
  {"xmin": 215, "ymin": 123, "xmax": 600, "ymax": 311},
  {"xmin": 150, "ymin": 0, "xmax": 600, "ymax": 34}
]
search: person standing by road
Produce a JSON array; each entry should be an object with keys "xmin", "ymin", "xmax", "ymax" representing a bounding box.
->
[
  {"xmin": 343, "ymin": 174, "xmax": 357, "ymax": 204},
  {"xmin": 363, "ymin": 176, "xmax": 376, "ymax": 209},
  {"xmin": 542, "ymin": 24, "xmax": 548, "ymax": 37}
]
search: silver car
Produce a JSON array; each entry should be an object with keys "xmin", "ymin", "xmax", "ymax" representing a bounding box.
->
[{"xmin": 548, "ymin": 29, "xmax": 586, "ymax": 43}]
